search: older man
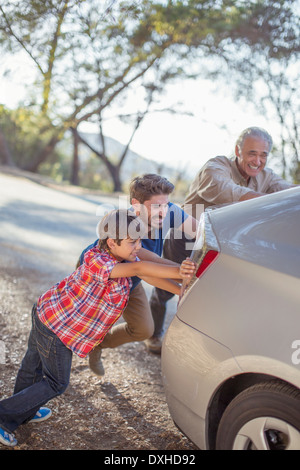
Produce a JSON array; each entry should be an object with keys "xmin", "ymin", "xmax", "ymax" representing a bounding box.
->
[
  {"xmin": 147, "ymin": 127, "xmax": 295, "ymax": 354},
  {"xmin": 184, "ymin": 126, "xmax": 292, "ymax": 216}
]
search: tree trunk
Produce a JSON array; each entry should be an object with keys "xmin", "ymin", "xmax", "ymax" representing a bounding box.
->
[
  {"xmin": 24, "ymin": 134, "xmax": 60, "ymax": 172},
  {"xmin": 109, "ymin": 164, "xmax": 122, "ymax": 192},
  {"xmin": 75, "ymin": 129, "xmax": 124, "ymax": 192},
  {"xmin": 70, "ymin": 127, "xmax": 80, "ymax": 186},
  {"xmin": 0, "ymin": 129, "xmax": 16, "ymax": 167}
]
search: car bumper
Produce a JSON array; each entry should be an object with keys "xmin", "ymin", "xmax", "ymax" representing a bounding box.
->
[{"xmin": 161, "ymin": 316, "xmax": 241, "ymax": 450}]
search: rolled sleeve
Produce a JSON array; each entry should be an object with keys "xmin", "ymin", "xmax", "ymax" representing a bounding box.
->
[
  {"xmin": 83, "ymin": 249, "xmax": 117, "ymax": 284},
  {"xmin": 263, "ymin": 170, "xmax": 292, "ymax": 194},
  {"xmin": 89, "ymin": 258, "xmax": 116, "ymax": 284}
]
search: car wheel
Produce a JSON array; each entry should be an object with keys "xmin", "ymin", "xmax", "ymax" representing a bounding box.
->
[{"xmin": 216, "ymin": 381, "xmax": 300, "ymax": 450}]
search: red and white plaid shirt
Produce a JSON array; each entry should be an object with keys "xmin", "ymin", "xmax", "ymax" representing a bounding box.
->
[{"xmin": 37, "ymin": 247, "xmax": 132, "ymax": 358}]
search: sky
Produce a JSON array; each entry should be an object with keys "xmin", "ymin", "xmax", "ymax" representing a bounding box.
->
[
  {"xmin": 0, "ymin": 52, "xmax": 280, "ymax": 177},
  {"xmin": 96, "ymin": 79, "xmax": 276, "ymax": 174}
]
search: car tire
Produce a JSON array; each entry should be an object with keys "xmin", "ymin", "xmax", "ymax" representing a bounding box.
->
[{"xmin": 216, "ymin": 380, "xmax": 300, "ymax": 450}]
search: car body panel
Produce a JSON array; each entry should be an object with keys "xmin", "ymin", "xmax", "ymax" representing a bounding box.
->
[
  {"xmin": 207, "ymin": 187, "xmax": 300, "ymax": 278},
  {"xmin": 162, "ymin": 316, "xmax": 242, "ymax": 449},
  {"xmin": 162, "ymin": 316, "xmax": 300, "ymax": 450},
  {"xmin": 176, "ymin": 253, "xmax": 300, "ymax": 367},
  {"xmin": 162, "ymin": 187, "xmax": 300, "ymax": 450}
]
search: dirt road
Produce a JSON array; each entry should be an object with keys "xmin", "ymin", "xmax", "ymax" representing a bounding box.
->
[{"xmin": 0, "ymin": 168, "xmax": 197, "ymax": 451}]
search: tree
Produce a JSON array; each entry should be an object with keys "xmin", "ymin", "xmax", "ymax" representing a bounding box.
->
[
  {"xmin": 1, "ymin": 0, "xmax": 299, "ymax": 190},
  {"xmin": 0, "ymin": 106, "xmax": 15, "ymax": 166},
  {"xmin": 252, "ymin": 54, "xmax": 300, "ymax": 182},
  {"xmin": 0, "ymin": 105, "xmax": 61, "ymax": 169},
  {"xmin": 204, "ymin": 1, "xmax": 300, "ymax": 182}
]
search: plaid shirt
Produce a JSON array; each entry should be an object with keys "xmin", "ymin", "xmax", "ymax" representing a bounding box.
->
[{"xmin": 37, "ymin": 247, "xmax": 132, "ymax": 358}]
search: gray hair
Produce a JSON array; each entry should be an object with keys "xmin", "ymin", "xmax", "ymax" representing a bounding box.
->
[{"xmin": 236, "ymin": 127, "xmax": 273, "ymax": 152}]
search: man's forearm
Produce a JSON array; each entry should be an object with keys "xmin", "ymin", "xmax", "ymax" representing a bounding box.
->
[
  {"xmin": 140, "ymin": 275, "xmax": 181, "ymax": 295},
  {"xmin": 138, "ymin": 248, "xmax": 179, "ymax": 266},
  {"xmin": 239, "ymin": 191, "xmax": 265, "ymax": 201}
]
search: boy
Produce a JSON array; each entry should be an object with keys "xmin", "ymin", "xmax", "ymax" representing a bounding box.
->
[
  {"xmin": 80, "ymin": 174, "xmax": 198, "ymax": 373},
  {"xmin": 0, "ymin": 210, "xmax": 195, "ymax": 447}
]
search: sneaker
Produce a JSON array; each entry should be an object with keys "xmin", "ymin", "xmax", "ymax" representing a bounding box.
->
[
  {"xmin": 29, "ymin": 407, "xmax": 52, "ymax": 423},
  {"xmin": 89, "ymin": 346, "xmax": 105, "ymax": 376},
  {"xmin": 144, "ymin": 336, "xmax": 162, "ymax": 355},
  {"xmin": 0, "ymin": 427, "xmax": 17, "ymax": 447}
]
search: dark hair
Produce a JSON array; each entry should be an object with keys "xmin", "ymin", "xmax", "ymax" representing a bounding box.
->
[
  {"xmin": 129, "ymin": 174, "xmax": 174, "ymax": 204},
  {"xmin": 97, "ymin": 209, "xmax": 145, "ymax": 251}
]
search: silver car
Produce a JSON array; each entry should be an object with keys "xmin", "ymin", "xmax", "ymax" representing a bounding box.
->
[{"xmin": 162, "ymin": 187, "xmax": 300, "ymax": 450}]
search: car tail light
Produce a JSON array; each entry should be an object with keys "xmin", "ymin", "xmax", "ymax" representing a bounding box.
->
[
  {"xmin": 179, "ymin": 213, "xmax": 220, "ymax": 301},
  {"xmin": 195, "ymin": 250, "xmax": 219, "ymax": 278}
]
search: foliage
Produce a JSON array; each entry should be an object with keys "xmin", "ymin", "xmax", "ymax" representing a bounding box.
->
[
  {"xmin": 0, "ymin": 104, "xmax": 61, "ymax": 169},
  {"xmin": 202, "ymin": 1, "xmax": 300, "ymax": 182},
  {"xmin": 0, "ymin": 0, "xmax": 299, "ymax": 189}
]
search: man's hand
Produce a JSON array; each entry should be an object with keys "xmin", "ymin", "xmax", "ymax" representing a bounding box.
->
[{"xmin": 180, "ymin": 257, "xmax": 196, "ymax": 279}]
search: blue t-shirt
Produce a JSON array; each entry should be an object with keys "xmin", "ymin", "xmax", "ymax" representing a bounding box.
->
[{"xmin": 79, "ymin": 202, "xmax": 187, "ymax": 291}]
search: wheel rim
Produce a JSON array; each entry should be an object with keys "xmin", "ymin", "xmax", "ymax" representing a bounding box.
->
[{"xmin": 233, "ymin": 417, "xmax": 300, "ymax": 450}]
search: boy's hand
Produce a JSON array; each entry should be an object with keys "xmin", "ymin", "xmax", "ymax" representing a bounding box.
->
[{"xmin": 180, "ymin": 258, "xmax": 196, "ymax": 279}]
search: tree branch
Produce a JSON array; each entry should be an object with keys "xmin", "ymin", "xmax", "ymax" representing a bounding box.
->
[{"xmin": 0, "ymin": 5, "xmax": 44, "ymax": 75}]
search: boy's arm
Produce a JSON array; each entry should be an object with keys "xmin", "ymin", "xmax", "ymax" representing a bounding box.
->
[
  {"xmin": 110, "ymin": 261, "xmax": 181, "ymax": 280},
  {"xmin": 110, "ymin": 259, "xmax": 196, "ymax": 281}
]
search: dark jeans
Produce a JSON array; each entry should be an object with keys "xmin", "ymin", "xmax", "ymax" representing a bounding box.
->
[
  {"xmin": 0, "ymin": 305, "xmax": 72, "ymax": 433},
  {"xmin": 149, "ymin": 229, "xmax": 193, "ymax": 338}
]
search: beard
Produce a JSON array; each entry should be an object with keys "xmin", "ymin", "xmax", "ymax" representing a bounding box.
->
[
  {"xmin": 149, "ymin": 216, "xmax": 163, "ymax": 230},
  {"xmin": 147, "ymin": 216, "xmax": 164, "ymax": 239}
]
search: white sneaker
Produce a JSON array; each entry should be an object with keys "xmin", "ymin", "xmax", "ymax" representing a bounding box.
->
[
  {"xmin": 29, "ymin": 407, "xmax": 52, "ymax": 423},
  {"xmin": 0, "ymin": 426, "xmax": 17, "ymax": 447}
]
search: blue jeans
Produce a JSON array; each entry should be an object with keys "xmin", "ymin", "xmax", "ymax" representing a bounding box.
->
[{"xmin": 0, "ymin": 304, "xmax": 72, "ymax": 433}]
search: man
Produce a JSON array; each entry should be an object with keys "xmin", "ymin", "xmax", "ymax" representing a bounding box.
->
[
  {"xmin": 79, "ymin": 174, "xmax": 197, "ymax": 375},
  {"xmin": 148, "ymin": 126, "xmax": 296, "ymax": 354},
  {"xmin": 183, "ymin": 126, "xmax": 292, "ymax": 215}
]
